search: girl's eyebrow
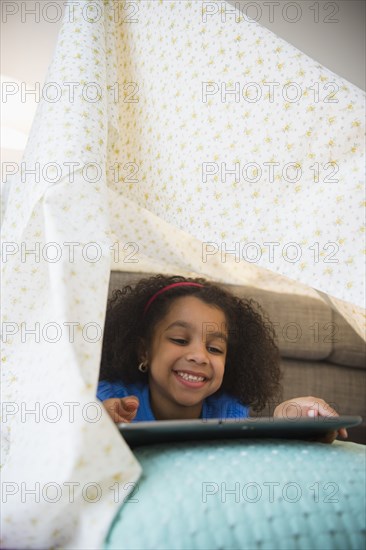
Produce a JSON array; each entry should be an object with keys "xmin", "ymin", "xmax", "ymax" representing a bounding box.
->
[
  {"xmin": 208, "ymin": 331, "xmax": 228, "ymax": 343},
  {"xmin": 164, "ymin": 321, "xmax": 192, "ymax": 331},
  {"xmin": 164, "ymin": 321, "xmax": 228, "ymax": 342}
]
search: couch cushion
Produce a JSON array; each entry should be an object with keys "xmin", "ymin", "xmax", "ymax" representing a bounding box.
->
[
  {"xmin": 252, "ymin": 359, "xmax": 366, "ymax": 443},
  {"xmin": 225, "ymin": 284, "xmax": 332, "ymax": 361},
  {"xmin": 276, "ymin": 359, "xmax": 366, "ymax": 419},
  {"xmin": 328, "ymin": 308, "xmax": 366, "ymax": 369}
]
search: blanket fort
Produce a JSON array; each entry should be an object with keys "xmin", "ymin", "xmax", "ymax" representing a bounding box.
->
[{"xmin": 1, "ymin": 0, "xmax": 365, "ymax": 548}]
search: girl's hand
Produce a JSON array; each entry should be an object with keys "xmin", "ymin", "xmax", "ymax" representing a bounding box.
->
[
  {"xmin": 273, "ymin": 396, "xmax": 348, "ymax": 444},
  {"xmin": 103, "ymin": 396, "xmax": 140, "ymax": 423}
]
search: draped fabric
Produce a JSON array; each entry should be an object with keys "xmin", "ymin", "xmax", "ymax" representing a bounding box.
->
[{"xmin": 1, "ymin": 1, "xmax": 365, "ymax": 548}]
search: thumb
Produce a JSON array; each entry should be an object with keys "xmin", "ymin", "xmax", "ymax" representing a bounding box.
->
[{"xmin": 121, "ymin": 396, "xmax": 139, "ymax": 412}]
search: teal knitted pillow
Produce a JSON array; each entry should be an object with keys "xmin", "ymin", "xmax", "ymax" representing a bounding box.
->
[{"xmin": 104, "ymin": 439, "xmax": 366, "ymax": 550}]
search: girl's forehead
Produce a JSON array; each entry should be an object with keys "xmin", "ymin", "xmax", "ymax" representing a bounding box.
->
[{"xmin": 160, "ymin": 295, "xmax": 227, "ymax": 324}]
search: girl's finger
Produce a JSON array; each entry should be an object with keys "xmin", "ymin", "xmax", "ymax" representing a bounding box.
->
[
  {"xmin": 338, "ymin": 427, "xmax": 348, "ymax": 439},
  {"xmin": 108, "ymin": 406, "xmax": 130, "ymax": 423},
  {"xmin": 122, "ymin": 397, "xmax": 139, "ymax": 411},
  {"xmin": 117, "ymin": 397, "xmax": 139, "ymax": 421},
  {"xmin": 307, "ymin": 406, "xmax": 348, "ymax": 439},
  {"xmin": 317, "ymin": 403, "xmax": 338, "ymax": 417}
]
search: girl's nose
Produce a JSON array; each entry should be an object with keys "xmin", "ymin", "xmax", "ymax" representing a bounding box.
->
[{"xmin": 185, "ymin": 343, "xmax": 209, "ymax": 364}]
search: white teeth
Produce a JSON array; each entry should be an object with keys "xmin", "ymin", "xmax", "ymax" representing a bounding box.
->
[{"xmin": 176, "ymin": 371, "xmax": 205, "ymax": 382}]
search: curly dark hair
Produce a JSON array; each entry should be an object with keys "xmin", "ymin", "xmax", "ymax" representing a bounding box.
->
[{"xmin": 99, "ymin": 274, "xmax": 282, "ymax": 412}]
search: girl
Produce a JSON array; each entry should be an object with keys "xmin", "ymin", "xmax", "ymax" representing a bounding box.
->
[{"xmin": 98, "ymin": 274, "xmax": 347, "ymax": 442}]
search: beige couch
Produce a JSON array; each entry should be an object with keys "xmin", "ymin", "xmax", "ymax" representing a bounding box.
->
[{"xmin": 108, "ymin": 271, "xmax": 366, "ymax": 443}]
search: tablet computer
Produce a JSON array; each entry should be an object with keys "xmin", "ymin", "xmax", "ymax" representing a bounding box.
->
[{"xmin": 118, "ymin": 415, "xmax": 362, "ymax": 448}]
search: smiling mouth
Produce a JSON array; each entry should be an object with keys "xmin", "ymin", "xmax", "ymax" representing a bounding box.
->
[{"xmin": 174, "ymin": 370, "xmax": 207, "ymax": 383}]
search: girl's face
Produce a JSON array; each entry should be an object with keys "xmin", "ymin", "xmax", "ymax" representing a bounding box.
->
[{"xmin": 143, "ymin": 296, "xmax": 228, "ymax": 420}]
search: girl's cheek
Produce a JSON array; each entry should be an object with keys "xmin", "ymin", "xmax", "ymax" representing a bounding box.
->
[{"xmin": 216, "ymin": 362, "xmax": 226, "ymax": 381}]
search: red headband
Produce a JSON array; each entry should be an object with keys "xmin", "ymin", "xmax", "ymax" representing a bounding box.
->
[{"xmin": 143, "ymin": 282, "xmax": 204, "ymax": 315}]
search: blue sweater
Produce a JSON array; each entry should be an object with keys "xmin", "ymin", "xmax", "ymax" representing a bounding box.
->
[{"xmin": 97, "ymin": 380, "xmax": 249, "ymax": 422}]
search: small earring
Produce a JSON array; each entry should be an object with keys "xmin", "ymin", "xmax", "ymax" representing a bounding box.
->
[{"xmin": 138, "ymin": 362, "xmax": 148, "ymax": 373}]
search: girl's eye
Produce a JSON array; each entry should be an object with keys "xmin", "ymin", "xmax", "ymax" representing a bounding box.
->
[
  {"xmin": 207, "ymin": 346, "xmax": 224, "ymax": 354},
  {"xmin": 170, "ymin": 338, "xmax": 187, "ymax": 345}
]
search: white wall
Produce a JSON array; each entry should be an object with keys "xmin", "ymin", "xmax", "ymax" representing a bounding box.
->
[{"xmin": 228, "ymin": 0, "xmax": 365, "ymax": 90}]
